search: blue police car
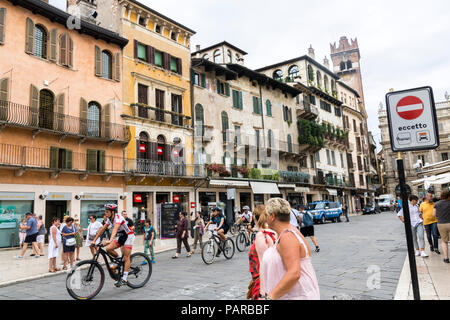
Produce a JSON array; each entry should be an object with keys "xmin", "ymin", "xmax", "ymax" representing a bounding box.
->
[{"xmin": 307, "ymin": 201, "xmax": 343, "ymax": 224}]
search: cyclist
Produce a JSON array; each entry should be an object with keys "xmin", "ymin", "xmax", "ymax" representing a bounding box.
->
[
  {"xmin": 204, "ymin": 207, "xmax": 228, "ymax": 257},
  {"xmin": 91, "ymin": 204, "xmax": 135, "ymax": 287},
  {"xmin": 236, "ymin": 206, "xmax": 253, "ymax": 239}
]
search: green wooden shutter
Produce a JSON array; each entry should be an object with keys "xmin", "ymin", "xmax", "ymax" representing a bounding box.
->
[
  {"xmin": 253, "ymin": 97, "xmax": 258, "ymax": 114},
  {"xmin": 201, "ymin": 74, "xmax": 206, "ymax": 88},
  {"xmin": 50, "ymin": 29, "xmax": 57, "ymax": 62},
  {"xmin": 56, "ymin": 93, "xmax": 65, "ymax": 131},
  {"xmin": 238, "ymin": 91, "xmax": 243, "ymax": 110},
  {"xmin": 0, "ymin": 8, "xmax": 5, "ymax": 45},
  {"xmin": 225, "ymin": 83, "xmax": 230, "ymax": 97},
  {"xmin": 50, "ymin": 147, "xmax": 59, "ymax": 169},
  {"xmin": 266, "ymin": 100, "xmax": 272, "ymax": 116},
  {"xmin": 190, "ymin": 69, "xmax": 195, "ymax": 84},
  {"xmin": 103, "ymin": 103, "xmax": 111, "ymax": 138},
  {"xmin": 59, "ymin": 33, "xmax": 67, "ymax": 65},
  {"xmin": 29, "ymin": 84, "xmax": 39, "ymax": 127},
  {"xmin": 98, "ymin": 150, "xmax": 105, "ymax": 172},
  {"xmin": 216, "ymin": 80, "xmax": 221, "ymax": 94},
  {"xmin": 94, "ymin": 45, "xmax": 101, "ymax": 76},
  {"xmin": 114, "ymin": 52, "xmax": 120, "ymax": 82},
  {"xmin": 232, "ymin": 90, "xmax": 237, "ymax": 108},
  {"xmin": 87, "ymin": 149, "xmax": 97, "ymax": 172},
  {"xmin": 80, "ymin": 97, "xmax": 88, "ymax": 135},
  {"xmin": 65, "ymin": 149, "xmax": 73, "ymax": 170},
  {"xmin": 68, "ymin": 35, "xmax": 73, "ymax": 68},
  {"xmin": 25, "ymin": 17, "xmax": 34, "ymax": 54}
]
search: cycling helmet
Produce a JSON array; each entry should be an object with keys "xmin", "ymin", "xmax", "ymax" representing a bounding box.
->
[
  {"xmin": 242, "ymin": 206, "xmax": 250, "ymax": 211},
  {"xmin": 104, "ymin": 203, "xmax": 118, "ymax": 212}
]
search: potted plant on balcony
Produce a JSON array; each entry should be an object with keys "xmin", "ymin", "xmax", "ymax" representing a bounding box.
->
[{"xmin": 249, "ymin": 168, "xmax": 262, "ymax": 180}]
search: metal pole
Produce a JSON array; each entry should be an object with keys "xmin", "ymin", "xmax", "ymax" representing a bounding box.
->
[{"xmin": 397, "ymin": 155, "xmax": 421, "ymax": 300}]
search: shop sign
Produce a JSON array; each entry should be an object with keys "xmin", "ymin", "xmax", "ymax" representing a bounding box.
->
[
  {"xmin": 173, "ymin": 195, "xmax": 180, "ymax": 203},
  {"xmin": 227, "ymin": 189, "xmax": 236, "ymax": 200},
  {"xmin": 134, "ymin": 194, "xmax": 143, "ymax": 203},
  {"xmin": 81, "ymin": 193, "xmax": 118, "ymax": 201},
  {"xmin": 139, "ymin": 144, "xmax": 146, "ymax": 152},
  {"xmin": 157, "ymin": 146, "xmax": 164, "ymax": 155},
  {"xmin": 190, "ymin": 202, "xmax": 196, "ymax": 209},
  {"xmin": 0, "ymin": 192, "xmax": 35, "ymax": 201},
  {"xmin": 48, "ymin": 193, "xmax": 72, "ymax": 201}
]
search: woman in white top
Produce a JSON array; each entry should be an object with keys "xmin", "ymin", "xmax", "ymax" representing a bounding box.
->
[
  {"xmin": 48, "ymin": 217, "xmax": 62, "ymax": 273},
  {"xmin": 84, "ymin": 215, "xmax": 103, "ymax": 257}
]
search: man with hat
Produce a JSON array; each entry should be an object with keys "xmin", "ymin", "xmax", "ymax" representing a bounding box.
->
[{"xmin": 15, "ymin": 212, "xmax": 40, "ymax": 259}]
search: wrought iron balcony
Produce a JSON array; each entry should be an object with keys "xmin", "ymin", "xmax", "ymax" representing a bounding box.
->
[
  {"xmin": 279, "ymin": 171, "xmax": 310, "ymax": 184},
  {"xmin": 0, "ymin": 100, "xmax": 128, "ymax": 143},
  {"xmin": 129, "ymin": 103, "xmax": 192, "ymax": 129},
  {"xmin": 126, "ymin": 159, "xmax": 206, "ymax": 178}
]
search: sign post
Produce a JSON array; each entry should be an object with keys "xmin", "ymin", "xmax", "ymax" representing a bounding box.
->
[{"xmin": 385, "ymin": 86, "xmax": 440, "ymax": 301}]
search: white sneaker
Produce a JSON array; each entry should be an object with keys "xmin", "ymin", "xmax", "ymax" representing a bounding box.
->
[
  {"xmin": 415, "ymin": 250, "xmax": 420, "ymax": 256},
  {"xmin": 15, "ymin": 255, "xmax": 23, "ymax": 259},
  {"xmin": 420, "ymin": 251, "xmax": 429, "ymax": 258}
]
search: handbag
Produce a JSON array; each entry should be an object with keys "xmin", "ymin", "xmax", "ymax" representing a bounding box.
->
[{"xmin": 65, "ymin": 237, "xmax": 76, "ymax": 247}]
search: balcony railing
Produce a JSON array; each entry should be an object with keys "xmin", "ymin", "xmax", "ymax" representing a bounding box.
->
[
  {"xmin": 0, "ymin": 100, "xmax": 128, "ymax": 142},
  {"xmin": 126, "ymin": 159, "xmax": 206, "ymax": 178},
  {"xmin": 326, "ymin": 176, "xmax": 344, "ymax": 187},
  {"xmin": 130, "ymin": 103, "xmax": 192, "ymax": 128},
  {"xmin": 279, "ymin": 171, "xmax": 310, "ymax": 184},
  {"xmin": 296, "ymin": 100, "xmax": 319, "ymax": 119}
]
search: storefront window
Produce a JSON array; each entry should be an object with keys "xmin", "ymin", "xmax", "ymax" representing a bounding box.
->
[
  {"xmin": 240, "ymin": 192, "xmax": 251, "ymax": 211},
  {"xmin": 0, "ymin": 200, "xmax": 33, "ymax": 248},
  {"xmin": 287, "ymin": 194, "xmax": 304, "ymax": 207},
  {"xmin": 199, "ymin": 192, "xmax": 216, "ymax": 222},
  {"xmin": 80, "ymin": 200, "xmax": 117, "ymax": 235},
  {"xmin": 254, "ymin": 194, "xmax": 264, "ymax": 207}
]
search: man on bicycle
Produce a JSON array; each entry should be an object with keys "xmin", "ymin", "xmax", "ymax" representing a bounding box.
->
[
  {"xmin": 91, "ymin": 204, "xmax": 135, "ymax": 287},
  {"xmin": 235, "ymin": 206, "xmax": 253, "ymax": 238},
  {"xmin": 204, "ymin": 208, "xmax": 228, "ymax": 257}
]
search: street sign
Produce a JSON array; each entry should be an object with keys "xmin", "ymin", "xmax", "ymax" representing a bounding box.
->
[{"xmin": 386, "ymin": 86, "xmax": 439, "ymax": 152}]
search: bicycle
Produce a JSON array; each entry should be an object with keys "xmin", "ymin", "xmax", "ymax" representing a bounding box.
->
[
  {"xmin": 66, "ymin": 243, "xmax": 152, "ymax": 300},
  {"xmin": 229, "ymin": 222, "xmax": 240, "ymax": 236},
  {"xmin": 201, "ymin": 228, "xmax": 235, "ymax": 265},
  {"xmin": 235, "ymin": 224, "xmax": 257, "ymax": 252}
]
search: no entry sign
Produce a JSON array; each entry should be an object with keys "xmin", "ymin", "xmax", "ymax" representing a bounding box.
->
[{"xmin": 386, "ymin": 86, "xmax": 439, "ymax": 152}]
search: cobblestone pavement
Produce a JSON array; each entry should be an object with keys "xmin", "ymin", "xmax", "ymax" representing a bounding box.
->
[{"xmin": 0, "ymin": 211, "xmax": 407, "ymax": 300}]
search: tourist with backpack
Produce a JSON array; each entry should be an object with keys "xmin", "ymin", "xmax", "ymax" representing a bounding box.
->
[
  {"xmin": 143, "ymin": 220, "xmax": 156, "ymax": 263},
  {"xmin": 298, "ymin": 205, "xmax": 320, "ymax": 253}
]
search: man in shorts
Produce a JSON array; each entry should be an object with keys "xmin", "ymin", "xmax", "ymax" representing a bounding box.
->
[
  {"xmin": 16, "ymin": 212, "xmax": 40, "ymax": 259},
  {"xmin": 298, "ymin": 205, "xmax": 320, "ymax": 253},
  {"xmin": 91, "ymin": 204, "xmax": 135, "ymax": 287}
]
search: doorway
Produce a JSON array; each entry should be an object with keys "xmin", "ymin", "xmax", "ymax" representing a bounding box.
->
[{"xmin": 45, "ymin": 201, "xmax": 67, "ymax": 241}]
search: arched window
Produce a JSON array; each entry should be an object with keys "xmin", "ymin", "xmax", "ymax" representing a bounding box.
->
[
  {"xmin": 39, "ymin": 89, "xmax": 54, "ymax": 129},
  {"xmin": 34, "ymin": 25, "xmax": 47, "ymax": 59},
  {"xmin": 87, "ymin": 102, "xmax": 101, "ymax": 137},
  {"xmin": 331, "ymin": 80, "xmax": 336, "ymax": 93},
  {"xmin": 346, "ymin": 60, "xmax": 352, "ymax": 69},
  {"xmin": 195, "ymin": 104, "xmax": 204, "ymax": 137},
  {"xmin": 324, "ymin": 75, "xmax": 329, "ymax": 91},
  {"xmin": 226, "ymin": 50, "xmax": 232, "ymax": 63},
  {"xmin": 340, "ymin": 61, "xmax": 346, "ymax": 71},
  {"xmin": 221, "ymin": 111, "xmax": 229, "ymax": 142},
  {"xmin": 139, "ymin": 131, "xmax": 149, "ymax": 141},
  {"xmin": 138, "ymin": 131, "xmax": 149, "ymax": 160},
  {"xmin": 203, "ymin": 53, "xmax": 209, "ymax": 61},
  {"xmin": 307, "ymin": 65, "xmax": 314, "ymax": 82},
  {"xmin": 213, "ymin": 49, "xmax": 222, "ymax": 63},
  {"xmin": 102, "ymin": 50, "xmax": 112, "ymax": 79},
  {"xmin": 235, "ymin": 54, "xmax": 240, "ymax": 63},
  {"xmin": 288, "ymin": 65, "xmax": 299, "ymax": 79},
  {"xmin": 316, "ymin": 71, "xmax": 322, "ymax": 88},
  {"xmin": 273, "ymin": 69, "xmax": 283, "ymax": 81},
  {"xmin": 287, "ymin": 134, "xmax": 293, "ymax": 153},
  {"xmin": 157, "ymin": 134, "xmax": 166, "ymax": 161}
]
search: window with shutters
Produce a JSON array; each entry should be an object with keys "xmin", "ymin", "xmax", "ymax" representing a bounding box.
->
[
  {"xmin": 326, "ymin": 149, "xmax": 331, "ymax": 165},
  {"xmin": 253, "ymin": 97, "xmax": 262, "ymax": 114},
  {"xmin": 137, "ymin": 42, "xmax": 147, "ymax": 62},
  {"xmin": 138, "ymin": 84, "xmax": 148, "ymax": 118},
  {"xmin": 102, "ymin": 50, "xmax": 112, "ymax": 79},
  {"xmin": 221, "ymin": 111, "xmax": 229, "ymax": 142},
  {"xmin": 87, "ymin": 102, "xmax": 100, "ymax": 137},
  {"xmin": 59, "ymin": 33, "xmax": 73, "ymax": 67},
  {"xmin": 0, "ymin": 8, "xmax": 5, "ymax": 45},
  {"xmin": 170, "ymin": 56, "xmax": 178, "ymax": 73},
  {"xmin": 155, "ymin": 89, "xmax": 165, "ymax": 122},
  {"xmin": 331, "ymin": 150, "xmax": 336, "ymax": 166},
  {"xmin": 195, "ymin": 104, "xmax": 204, "ymax": 137},
  {"xmin": 50, "ymin": 146, "xmax": 72, "ymax": 170},
  {"xmin": 171, "ymin": 94, "xmax": 183, "ymax": 126},
  {"xmin": 39, "ymin": 89, "xmax": 54, "ymax": 130},
  {"xmin": 266, "ymin": 100, "xmax": 272, "ymax": 116},
  {"xmin": 154, "ymin": 50, "xmax": 162, "ymax": 67},
  {"xmin": 287, "ymin": 134, "xmax": 292, "ymax": 153},
  {"xmin": 87, "ymin": 149, "xmax": 105, "ymax": 173},
  {"xmin": 34, "ymin": 25, "xmax": 47, "ymax": 59}
]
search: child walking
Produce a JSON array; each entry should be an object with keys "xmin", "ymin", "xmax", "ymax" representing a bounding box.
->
[{"xmin": 143, "ymin": 220, "xmax": 156, "ymax": 263}]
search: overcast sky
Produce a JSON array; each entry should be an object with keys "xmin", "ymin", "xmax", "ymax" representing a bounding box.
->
[{"xmin": 143, "ymin": 0, "xmax": 450, "ymax": 148}]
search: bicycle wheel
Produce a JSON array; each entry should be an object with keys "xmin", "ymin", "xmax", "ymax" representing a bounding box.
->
[
  {"xmin": 236, "ymin": 232, "xmax": 247, "ymax": 252},
  {"xmin": 222, "ymin": 238, "xmax": 235, "ymax": 259},
  {"xmin": 66, "ymin": 261, "xmax": 104, "ymax": 300},
  {"xmin": 127, "ymin": 252, "xmax": 152, "ymax": 289},
  {"xmin": 229, "ymin": 224, "xmax": 239, "ymax": 236},
  {"xmin": 201, "ymin": 240, "xmax": 217, "ymax": 265}
]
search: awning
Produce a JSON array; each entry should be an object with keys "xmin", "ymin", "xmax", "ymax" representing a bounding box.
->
[
  {"xmin": 278, "ymin": 184, "xmax": 296, "ymax": 189},
  {"xmin": 250, "ymin": 181, "xmax": 280, "ymax": 194},
  {"xmin": 295, "ymin": 187, "xmax": 310, "ymax": 193},
  {"xmin": 326, "ymin": 188, "xmax": 338, "ymax": 196},
  {"xmin": 209, "ymin": 180, "xmax": 249, "ymax": 187}
]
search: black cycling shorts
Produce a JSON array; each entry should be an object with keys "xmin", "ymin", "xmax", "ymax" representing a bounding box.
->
[{"xmin": 117, "ymin": 231, "xmax": 128, "ymax": 247}]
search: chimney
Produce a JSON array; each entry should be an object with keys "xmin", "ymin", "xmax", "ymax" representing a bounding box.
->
[
  {"xmin": 323, "ymin": 56, "xmax": 329, "ymax": 69},
  {"xmin": 308, "ymin": 45, "xmax": 315, "ymax": 60},
  {"xmin": 196, "ymin": 45, "xmax": 201, "ymax": 52}
]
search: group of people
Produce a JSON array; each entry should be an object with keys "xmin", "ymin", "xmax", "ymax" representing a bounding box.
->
[{"xmin": 397, "ymin": 190, "xmax": 450, "ymax": 263}]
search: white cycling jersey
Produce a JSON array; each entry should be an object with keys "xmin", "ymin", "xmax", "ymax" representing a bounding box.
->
[{"xmin": 105, "ymin": 213, "xmax": 134, "ymax": 235}]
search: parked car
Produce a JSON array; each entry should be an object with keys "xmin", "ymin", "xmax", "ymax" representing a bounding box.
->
[
  {"xmin": 362, "ymin": 203, "xmax": 381, "ymax": 215},
  {"xmin": 307, "ymin": 201, "xmax": 343, "ymax": 224},
  {"xmin": 378, "ymin": 194, "xmax": 395, "ymax": 211}
]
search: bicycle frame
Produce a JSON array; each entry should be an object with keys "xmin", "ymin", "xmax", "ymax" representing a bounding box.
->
[{"xmin": 89, "ymin": 246, "xmax": 122, "ymax": 280}]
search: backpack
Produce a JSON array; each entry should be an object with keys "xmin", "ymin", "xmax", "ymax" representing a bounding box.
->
[{"xmin": 302, "ymin": 212, "xmax": 314, "ymax": 227}]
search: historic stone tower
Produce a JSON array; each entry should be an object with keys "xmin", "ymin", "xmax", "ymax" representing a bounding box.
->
[{"xmin": 330, "ymin": 36, "xmax": 365, "ymax": 104}]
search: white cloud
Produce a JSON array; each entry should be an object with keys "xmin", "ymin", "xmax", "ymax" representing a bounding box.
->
[{"xmin": 140, "ymin": 0, "xmax": 450, "ymax": 146}]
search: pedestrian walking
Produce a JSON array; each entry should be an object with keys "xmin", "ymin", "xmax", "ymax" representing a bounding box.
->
[
  {"xmin": 191, "ymin": 211, "xmax": 205, "ymax": 254},
  {"xmin": 143, "ymin": 220, "xmax": 156, "ymax": 263},
  {"xmin": 48, "ymin": 217, "xmax": 61, "ymax": 273},
  {"xmin": 260, "ymin": 198, "xmax": 320, "ymax": 300},
  {"xmin": 15, "ymin": 212, "xmax": 40, "ymax": 259},
  {"xmin": 433, "ymin": 190, "xmax": 450, "ymax": 263},
  {"xmin": 298, "ymin": 205, "xmax": 320, "ymax": 253},
  {"xmin": 397, "ymin": 195, "xmax": 428, "ymax": 258},
  {"xmin": 172, "ymin": 212, "xmax": 191, "ymax": 259},
  {"xmin": 61, "ymin": 217, "xmax": 77, "ymax": 269},
  {"xmin": 420, "ymin": 192, "xmax": 440, "ymax": 254},
  {"xmin": 122, "ymin": 211, "xmax": 135, "ymax": 231},
  {"xmin": 74, "ymin": 218, "xmax": 83, "ymax": 261},
  {"xmin": 247, "ymin": 204, "xmax": 277, "ymax": 300},
  {"xmin": 84, "ymin": 214, "xmax": 102, "ymax": 257},
  {"xmin": 342, "ymin": 202, "xmax": 349, "ymax": 222},
  {"xmin": 18, "ymin": 217, "xmax": 27, "ymax": 249},
  {"xmin": 396, "ymin": 196, "xmax": 402, "ymax": 213},
  {"xmin": 289, "ymin": 204, "xmax": 300, "ymax": 230},
  {"xmin": 35, "ymin": 215, "xmax": 46, "ymax": 256}
]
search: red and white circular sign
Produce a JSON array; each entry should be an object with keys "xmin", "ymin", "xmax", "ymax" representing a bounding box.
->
[{"xmin": 396, "ymin": 96, "xmax": 424, "ymax": 120}]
